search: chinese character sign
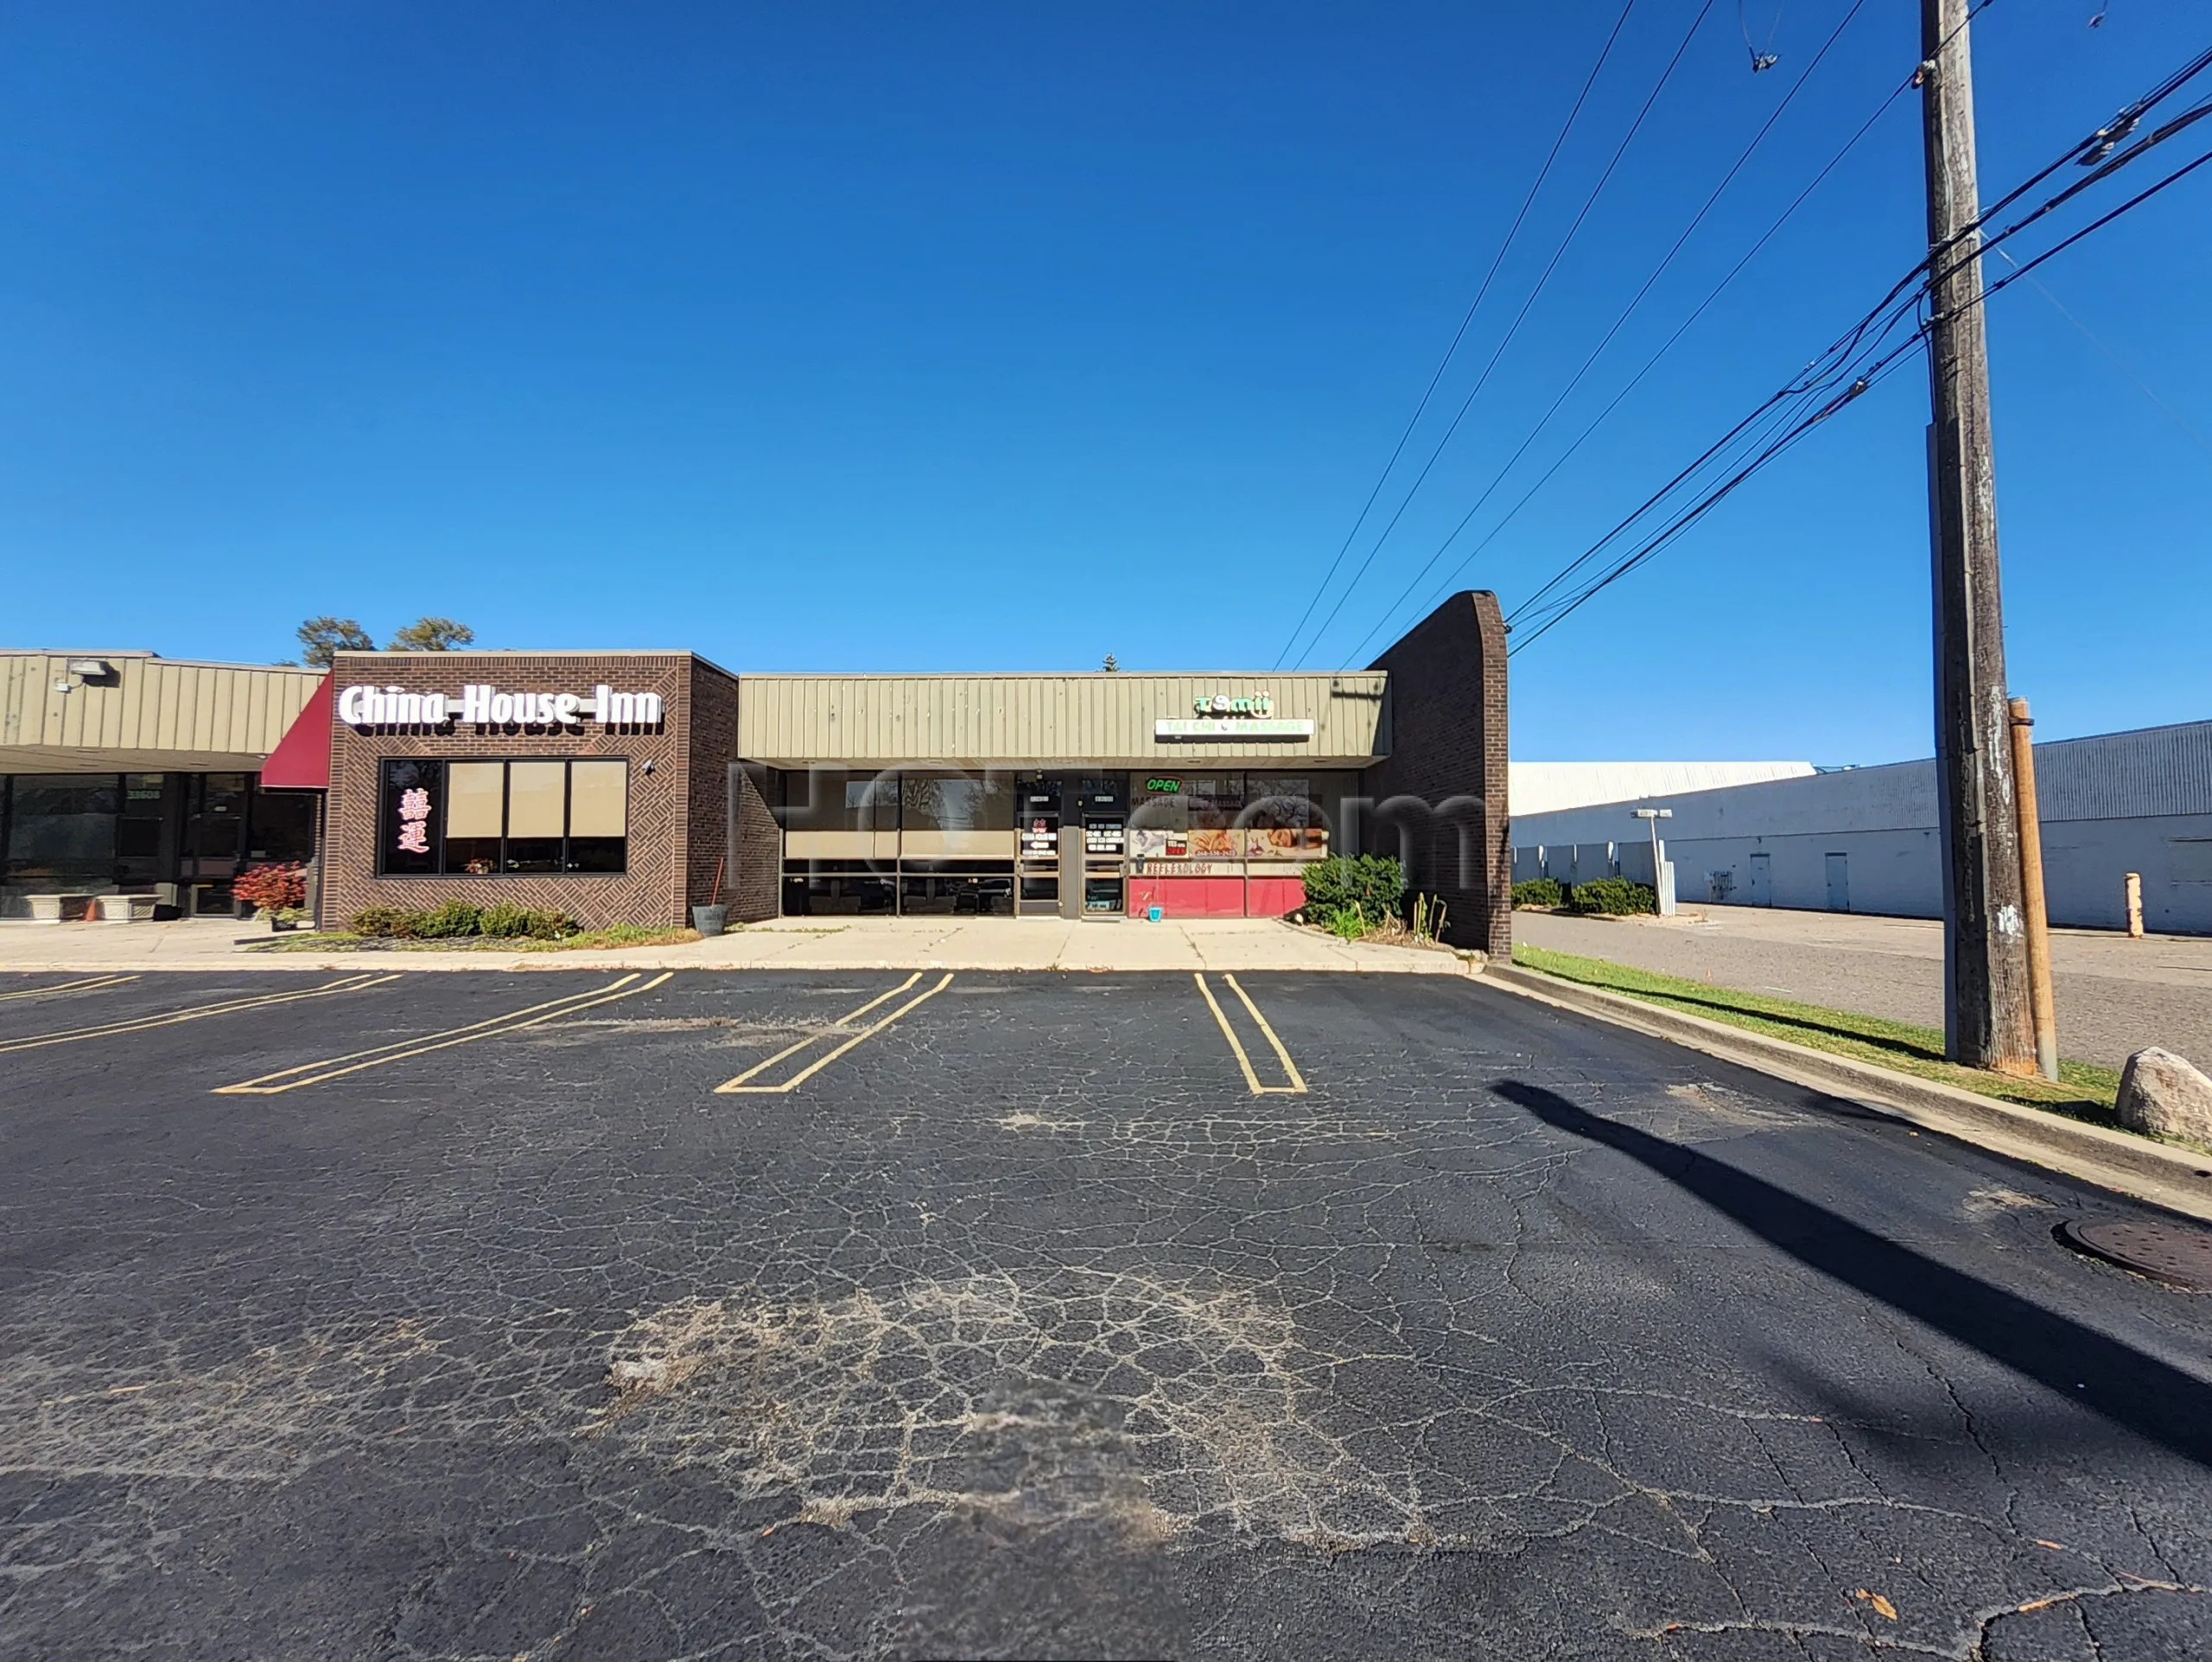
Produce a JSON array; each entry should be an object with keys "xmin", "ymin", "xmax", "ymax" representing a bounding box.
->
[{"xmin": 397, "ymin": 787, "xmax": 432, "ymax": 855}]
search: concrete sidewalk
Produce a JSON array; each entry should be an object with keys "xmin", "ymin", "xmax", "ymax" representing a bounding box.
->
[
  {"xmin": 1515, "ymin": 904, "xmax": 2212, "ymax": 1067},
  {"xmin": 0, "ymin": 914, "xmax": 1473, "ymax": 976}
]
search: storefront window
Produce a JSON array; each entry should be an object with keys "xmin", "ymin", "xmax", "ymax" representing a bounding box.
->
[
  {"xmin": 2, "ymin": 775, "xmax": 119, "ymax": 885},
  {"xmin": 183, "ymin": 774, "xmax": 249, "ymax": 876},
  {"xmin": 1127, "ymin": 773, "xmax": 1347, "ymax": 863},
  {"xmin": 246, "ymin": 788, "xmax": 317, "ymax": 864},
  {"xmin": 504, "ymin": 761, "xmax": 566, "ymax": 873},
  {"xmin": 782, "ymin": 867, "xmax": 897, "ymax": 914},
  {"xmin": 381, "ymin": 760, "xmax": 628, "ymax": 877},
  {"xmin": 118, "ymin": 774, "xmax": 168, "ymax": 884},
  {"xmin": 899, "ymin": 773, "xmax": 1014, "ymax": 832},
  {"xmin": 897, "ymin": 862, "xmax": 1015, "ymax": 915},
  {"xmin": 444, "ymin": 762, "xmax": 505, "ymax": 875},
  {"xmin": 378, "ymin": 760, "xmax": 443, "ymax": 876},
  {"xmin": 781, "ymin": 768, "xmax": 897, "ymax": 832},
  {"xmin": 567, "ymin": 760, "xmax": 629, "ymax": 873}
]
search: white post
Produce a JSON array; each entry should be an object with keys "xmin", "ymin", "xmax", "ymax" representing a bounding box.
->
[{"xmin": 1631, "ymin": 808, "xmax": 1675, "ymax": 916}]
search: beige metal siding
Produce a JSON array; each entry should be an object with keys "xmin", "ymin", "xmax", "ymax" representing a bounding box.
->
[
  {"xmin": 0, "ymin": 653, "xmax": 325, "ymax": 772},
  {"xmin": 739, "ymin": 673, "xmax": 1388, "ymax": 766}
]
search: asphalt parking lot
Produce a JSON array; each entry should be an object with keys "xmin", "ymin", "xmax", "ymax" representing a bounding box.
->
[{"xmin": 2, "ymin": 968, "xmax": 2209, "ymax": 1660}]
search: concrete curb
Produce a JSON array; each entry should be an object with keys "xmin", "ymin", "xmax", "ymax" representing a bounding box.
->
[{"xmin": 1480, "ymin": 962, "xmax": 2212, "ymax": 1223}]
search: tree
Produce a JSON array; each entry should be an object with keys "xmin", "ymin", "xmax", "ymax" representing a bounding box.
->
[
  {"xmin": 388, "ymin": 617, "xmax": 476, "ymax": 653},
  {"xmin": 296, "ymin": 616, "xmax": 374, "ymax": 669},
  {"xmin": 1101, "ymin": 653, "xmax": 1120, "ymax": 673}
]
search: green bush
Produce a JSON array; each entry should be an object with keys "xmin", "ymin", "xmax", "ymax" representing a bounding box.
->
[
  {"xmin": 348, "ymin": 904, "xmax": 423, "ymax": 939},
  {"xmin": 1566, "ymin": 877, "xmax": 1657, "ymax": 916},
  {"xmin": 1511, "ymin": 877, "xmax": 1564, "ymax": 908},
  {"xmin": 342, "ymin": 901, "xmax": 582, "ymax": 941},
  {"xmin": 476, "ymin": 901, "xmax": 532, "ymax": 938},
  {"xmin": 1302, "ymin": 855, "xmax": 1406, "ymax": 933},
  {"xmin": 413, "ymin": 899, "xmax": 486, "ymax": 939}
]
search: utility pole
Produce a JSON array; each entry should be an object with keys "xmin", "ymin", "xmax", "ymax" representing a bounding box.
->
[{"xmin": 1920, "ymin": 0, "xmax": 2035, "ymax": 1072}]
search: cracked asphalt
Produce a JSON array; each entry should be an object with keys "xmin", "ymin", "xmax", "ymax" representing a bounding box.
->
[{"xmin": 2, "ymin": 967, "xmax": 2209, "ymax": 1660}]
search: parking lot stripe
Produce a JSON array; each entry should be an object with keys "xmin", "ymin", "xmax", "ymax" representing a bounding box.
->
[
  {"xmin": 715, "ymin": 972, "xmax": 951, "ymax": 1094},
  {"xmin": 213, "ymin": 972, "xmax": 673, "ymax": 1094},
  {"xmin": 1224, "ymin": 974, "xmax": 1308, "ymax": 1093},
  {"xmin": 1193, "ymin": 972, "xmax": 1306, "ymax": 1095},
  {"xmin": 711, "ymin": 974, "xmax": 920, "ymax": 1089},
  {"xmin": 0, "ymin": 973, "xmax": 139, "ymax": 1004},
  {"xmin": 0, "ymin": 973, "xmax": 399, "ymax": 1056}
]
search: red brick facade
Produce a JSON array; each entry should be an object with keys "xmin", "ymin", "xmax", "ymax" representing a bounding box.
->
[
  {"xmin": 728, "ymin": 763, "xmax": 782, "ymax": 923},
  {"xmin": 321, "ymin": 651, "xmax": 739, "ymax": 932},
  {"xmin": 1363, "ymin": 591, "xmax": 1511, "ymax": 958}
]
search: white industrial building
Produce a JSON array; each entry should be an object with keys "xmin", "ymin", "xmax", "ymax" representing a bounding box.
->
[{"xmin": 1512, "ymin": 719, "xmax": 2212, "ymax": 935}]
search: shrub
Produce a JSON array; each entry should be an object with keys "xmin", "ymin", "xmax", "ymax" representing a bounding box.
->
[
  {"xmin": 346, "ymin": 901, "xmax": 582, "ymax": 941},
  {"xmin": 233, "ymin": 862, "xmax": 308, "ymax": 913},
  {"xmin": 348, "ymin": 904, "xmax": 423, "ymax": 939},
  {"xmin": 412, "ymin": 899, "xmax": 486, "ymax": 939},
  {"xmin": 503, "ymin": 906, "xmax": 580, "ymax": 940},
  {"xmin": 1302, "ymin": 855, "xmax": 1406, "ymax": 933},
  {"xmin": 1566, "ymin": 877, "xmax": 1657, "ymax": 916},
  {"xmin": 477, "ymin": 901, "xmax": 533, "ymax": 938},
  {"xmin": 1511, "ymin": 876, "xmax": 1564, "ymax": 909}
]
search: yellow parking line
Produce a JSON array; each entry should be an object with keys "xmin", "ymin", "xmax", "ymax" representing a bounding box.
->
[
  {"xmin": 713, "ymin": 974, "xmax": 920, "ymax": 1089},
  {"xmin": 1224, "ymin": 974, "xmax": 1308, "ymax": 1093},
  {"xmin": 0, "ymin": 973, "xmax": 139, "ymax": 1003},
  {"xmin": 716, "ymin": 972, "xmax": 951, "ymax": 1094},
  {"xmin": 215, "ymin": 972, "xmax": 672, "ymax": 1094},
  {"xmin": 1193, "ymin": 972, "xmax": 1306, "ymax": 1095},
  {"xmin": 0, "ymin": 973, "xmax": 397, "ymax": 1056}
]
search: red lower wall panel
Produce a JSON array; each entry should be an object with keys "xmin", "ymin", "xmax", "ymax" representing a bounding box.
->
[{"xmin": 1128, "ymin": 875, "xmax": 1306, "ymax": 919}]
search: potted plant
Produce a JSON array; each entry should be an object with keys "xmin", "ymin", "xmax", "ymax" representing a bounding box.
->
[{"xmin": 233, "ymin": 862, "xmax": 311, "ymax": 933}]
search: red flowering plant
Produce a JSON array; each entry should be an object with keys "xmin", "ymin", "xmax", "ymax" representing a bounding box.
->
[{"xmin": 232, "ymin": 862, "xmax": 310, "ymax": 927}]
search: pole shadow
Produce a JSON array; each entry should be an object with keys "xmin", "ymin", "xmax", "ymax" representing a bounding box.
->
[{"xmin": 1491, "ymin": 1079, "xmax": 2212, "ymax": 1468}]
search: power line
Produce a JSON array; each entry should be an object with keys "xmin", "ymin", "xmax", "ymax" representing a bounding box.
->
[
  {"xmin": 1994, "ymin": 247, "xmax": 2212, "ymax": 459},
  {"xmin": 1489, "ymin": 35, "xmax": 2212, "ymax": 656},
  {"xmin": 1268, "ymin": 1, "xmax": 1640, "ymax": 672},
  {"xmin": 1332, "ymin": 0, "xmax": 1881, "ymax": 669},
  {"xmin": 1285, "ymin": 0, "xmax": 1719, "ymax": 669},
  {"xmin": 1504, "ymin": 132, "xmax": 2212, "ymax": 653},
  {"xmin": 1354, "ymin": 75, "xmax": 1910, "ymax": 661}
]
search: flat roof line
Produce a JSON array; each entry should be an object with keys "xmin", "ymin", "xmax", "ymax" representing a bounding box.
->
[{"xmin": 730, "ymin": 670, "xmax": 1389, "ymax": 681}]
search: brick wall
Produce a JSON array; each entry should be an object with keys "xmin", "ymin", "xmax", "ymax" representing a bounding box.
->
[
  {"xmin": 683, "ymin": 662, "xmax": 741, "ymax": 913},
  {"xmin": 728, "ymin": 763, "xmax": 781, "ymax": 922},
  {"xmin": 1363, "ymin": 591, "xmax": 1511, "ymax": 958},
  {"xmin": 322, "ymin": 653, "xmax": 721, "ymax": 931}
]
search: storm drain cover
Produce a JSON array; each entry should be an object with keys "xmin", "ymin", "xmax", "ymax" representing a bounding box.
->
[{"xmin": 2060, "ymin": 1218, "xmax": 2212, "ymax": 1291}]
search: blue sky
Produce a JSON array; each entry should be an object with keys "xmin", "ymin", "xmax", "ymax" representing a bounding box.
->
[{"xmin": 1, "ymin": 1, "xmax": 2205, "ymax": 764}]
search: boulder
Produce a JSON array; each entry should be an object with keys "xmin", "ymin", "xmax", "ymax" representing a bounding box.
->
[{"xmin": 2114, "ymin": 1048, "xmax": 2212, "ymax": 1150}]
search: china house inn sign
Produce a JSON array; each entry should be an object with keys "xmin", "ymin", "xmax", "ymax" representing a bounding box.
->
[{"xmin": 336, "ymin": 682, "xmax": 665, "ymax": 730}]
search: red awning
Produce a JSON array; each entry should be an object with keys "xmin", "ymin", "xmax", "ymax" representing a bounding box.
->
[{"xmin": 260, "ymin": 674, "xmax": 333, "ymax": 789}]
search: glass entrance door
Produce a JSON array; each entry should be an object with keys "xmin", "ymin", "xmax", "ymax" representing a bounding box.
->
[
  {"xmin": 1078, "ymin": 775, "xmax": 1128, "ymax": 914},
  {"xmin": 1015, "ymin": 776, "xmax": 1061, "ymax": 917}
]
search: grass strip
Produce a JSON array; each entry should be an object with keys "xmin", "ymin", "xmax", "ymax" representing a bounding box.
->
[
  {"xmin": 247, "ymin": 925, "xmax": 702, "ymax": 954},
  {"xmin": 1511, "ymin": 942, "xmax": 2124, "ymax": 1124}
]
